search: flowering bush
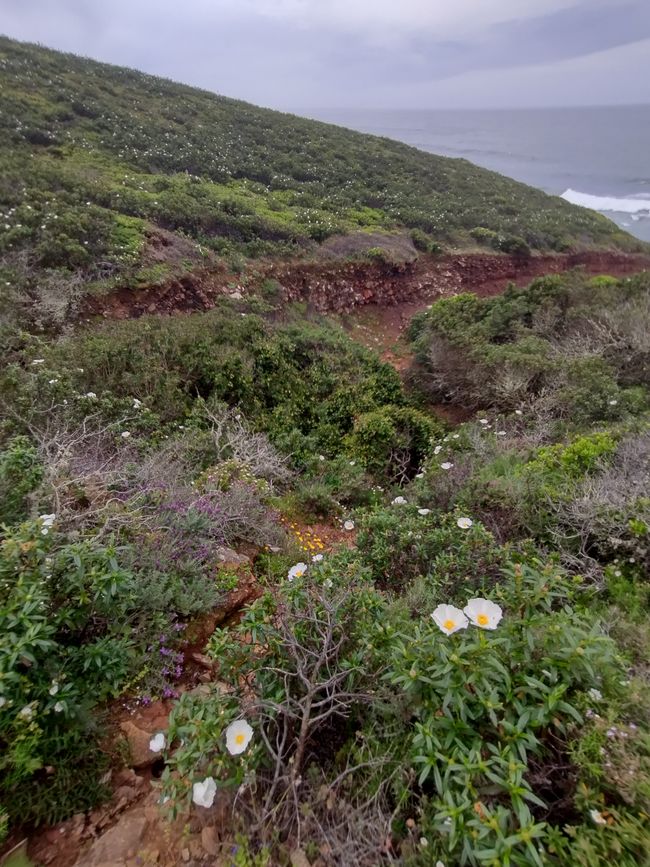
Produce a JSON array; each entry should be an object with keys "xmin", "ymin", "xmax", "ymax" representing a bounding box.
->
[{"xmin": 355, "ymin": 505, "xmax": 507, "ymax": 593}]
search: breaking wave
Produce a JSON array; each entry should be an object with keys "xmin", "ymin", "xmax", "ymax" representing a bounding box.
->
[{"xmin": 561, "ymin": 188, "xmax": 650, "ymax": 216}]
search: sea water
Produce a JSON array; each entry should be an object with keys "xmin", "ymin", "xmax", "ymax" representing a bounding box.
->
[{"xmin": 309, "ymin": 105, "xmax": 650, "ymax": 242}]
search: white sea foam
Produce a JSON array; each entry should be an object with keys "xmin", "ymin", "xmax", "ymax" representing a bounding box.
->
[{"xmin": 561, "ymin": 188, "xmax": 650, "ymax": 215}]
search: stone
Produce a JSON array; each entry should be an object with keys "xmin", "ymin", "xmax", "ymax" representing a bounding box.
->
[
  {"xmin": 120, "ymin": 721, "xmax": 166, "ymax": 768},
  {"xmin": 290, "ymin": 849, "xmax": 312, "ymax": 867},
  {"xmin": 181, "ymin": 848, "xmax": 191, "ymax": 862},
  {"xmin": 214, "ymin": 546, "xmax": 250, "ymax": 567},
  {"xmin": 201, "ymin": 826, "xmax": 220, "ymax": 857},
  {"xmin": 75, "ymin": 815, "xmax": 147, "ymax": 866}
]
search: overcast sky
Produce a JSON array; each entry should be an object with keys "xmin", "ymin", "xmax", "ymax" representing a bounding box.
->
[{"xmin": 2, "ymin": 0, "xmax": 650, "ymax": 111}]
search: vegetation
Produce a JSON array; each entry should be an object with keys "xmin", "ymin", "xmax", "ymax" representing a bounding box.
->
[
  {"xmin": 0, "ymin": 36, "xmax": 643, "ymax": 336},
  {"xmin": 0, "ymin": 35, "xmax": 649, "ymax": 865},
  {"xmin": 1, "ymin": 267, "xmax": 649, "ymax": 864}
]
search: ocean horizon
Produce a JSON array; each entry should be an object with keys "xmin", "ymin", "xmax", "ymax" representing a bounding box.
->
[{"xmin": 306, "ymin": 105, "xmax": 650, "ymax": 242}]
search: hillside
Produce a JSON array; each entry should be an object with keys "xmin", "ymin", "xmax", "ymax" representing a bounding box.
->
[{"xmin": 0, "ymin": 36, "xmax": 645, "ymax": 334}]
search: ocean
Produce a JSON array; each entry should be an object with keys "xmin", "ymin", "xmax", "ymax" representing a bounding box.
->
[{"xmin": 309, "ymin": 106, "xmax": 650, "ymax": 243}]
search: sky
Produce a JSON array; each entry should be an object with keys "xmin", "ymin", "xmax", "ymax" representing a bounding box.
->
[{"xmin": 2, "ymin": 0, "xmax": 650, "ymax": 111}]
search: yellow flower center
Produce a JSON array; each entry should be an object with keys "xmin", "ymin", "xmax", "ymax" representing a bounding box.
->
[
  {"xmin": 477, "ymin": 614, "xmax": 489, "ymax": 626},
  {"xmin": 296, "ymin": 570, "xmax": 303, "ymax": 577},
  {"xmin": 443, "ymin": 619, "xmax": 456, "ymax": 631},
  {"xmin": 235, "ymin": 733, "xmax": 245, "ymax": 746}
]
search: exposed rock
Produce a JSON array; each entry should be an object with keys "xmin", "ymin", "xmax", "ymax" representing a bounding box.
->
[
  {"xmin": 201, "ymin": 825, "xmax": 220, "ymax": 856},
  {"xmin": 75, "ymin": 814, "xmax": 147, "ymax": 866},
  {"xmin": 290, "ymin": 848, "xmax": 312, "ymax": 867},
  {"xmin": 215, "ymin": 546, "xmax": 250, "ymax": 568},
  {"xmin": 120, "ymin": 720, "xmax": 167, "ymax": 769}
]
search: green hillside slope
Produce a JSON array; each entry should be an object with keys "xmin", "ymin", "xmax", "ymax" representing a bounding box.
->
[{"xmin": 0, "ymin": 36, "xmax": 642, "ymax": 320}]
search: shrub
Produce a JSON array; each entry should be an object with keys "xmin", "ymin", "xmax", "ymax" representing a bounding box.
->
[
  {"xmin": 0, "ymin": 436, "xmax": 43, "ymax": 526},
  {"xmin": 356, "ymin": 506, "xmax": 507, "ymax": 593},
  {"xmin": 346, "ymin": 405, "xmax": 440, "ymax": 483}
]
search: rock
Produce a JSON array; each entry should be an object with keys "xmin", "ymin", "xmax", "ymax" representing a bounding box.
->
[
  {"xmin": 113, "ymin": 768, "xmax": 138, "ymax": 787},
  {"xmin": 229, "ymin": 290, "xmax": 243, "ymax": 300},
  {"xmin": 120, "ymin": 721, "xmax": 166, "ymax": 769},
  {"xmin": 75, "ymin": 815, "xmax": 147, "ymax": 866},
  {"xmin": 290, "ymin": 849, "xmax": 312, "ymax": 867},
  {"xmin": 181, "ymin": 848, "xmax": 191, "ymax": 862},
  {"xmin": 191, "ymin": 652, "xmax": 214, "ymax": 669},
  {"xmin": 201, "ymin": 826, "xmax": 220, "ymax": 856},
  {"xmin": 215, "ymin": 546, "xmax": 250, "ymax": 568}
]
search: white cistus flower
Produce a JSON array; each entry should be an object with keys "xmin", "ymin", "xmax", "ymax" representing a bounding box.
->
[
  {"xmin": 456, "ymin": 517, "xmax": 473, "ymax": 529},
  {"xmin": 392, "ymin": 496, "xmax": 407, "ymax": 505},
  {"xmin": 40, "ymin": 513, "xmax": 56, "ymax": 535},
  {"xmin": 588, "ymin": 688, "xmax": 603, "ymax": 702},
  {"xmin": 440, "ymin": 462, "xmax": 454, "ymax": 470},
  {"xmin": 225, "ymin": 719, "xmax": 253, "ymax": 755},
  {"xmin": 590, "ymin": 809, "xmax": 607, "ymax": 826},
  {"xmin": 431, "ymin": 604, "xmax": 468, "ymax": 635},
  {"xmin": 343, "ymin": 520, "xmax": 355, "ymax": 531},
  {"xmin": 192, "ymin": 776, "xmax": 217, "ymax": 808},
  {"xmin": 120, "ymin": 431, "xmax": 131, "ymax": 439},
  {"xmin": 288, "ymin": 562, "xmax": 308, "ymax": 582},
  {"xmin": 418, "ymin": 508, "xmax": 431, "ymax": 516},
  {"xmin": 85, "ymin": 391, "xmax": 97, "ymax": 399},
  {"xmin": 463, "ymin": 598, "xmax": 503, "ymax": 630},
  {"xmin": 312, "ymin": 553, "xmax": 323, "ymax": 562},
  {"xmin": 149, "ymin": 732, "xmax": 166, "ymax": 753}
]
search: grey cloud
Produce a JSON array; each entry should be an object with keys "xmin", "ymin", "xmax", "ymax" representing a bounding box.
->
[{"xmin": 1, "ymin": 0, "xmax": 648, "ymax": 108}]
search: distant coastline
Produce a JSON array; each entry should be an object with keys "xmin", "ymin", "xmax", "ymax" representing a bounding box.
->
[{"xmin": 308, "ymin": 105, "xmax": 650, "ymax": 242}]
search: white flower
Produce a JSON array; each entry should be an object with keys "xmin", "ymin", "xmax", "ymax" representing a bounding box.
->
[
  {"xmin": 496, "ymin": 430, "xmax": 506, "ymax": 437},
  {"xmin": 54, "ymin": 701, "xmax": 64, "ymax": 713},
  {"xmin": 463, "ymin": 598, "xmax": 503, "ymax": 630},
  {"xmin": 588, "ymin": 688, "xmax": 603, "ymax": 702},
  {"xmin": 120, "ymin": 431, "xmax": 131, "ymax": 439},
  {"xmin": 415, "ymin": 472, "xmax": 424, "ymax": 479},
  {"xmin": 419, "ymin": 837, "xmax": 428, "ymax": 848},
  {"xmin": 149, "ymin": 732, "xmax": 166, "ymax": 753},
  {"xmin": 323, "ymin": 578, "xmax": 333, "ymax": 589},
  {"xmin": 288, "ymin": 562, "xmax": 308, "ymax": 581},
  {"xmin": 0, "ymin": 696, "xmax": 6, "ymax": 709},
  {"xmin": 192, "ymin": 776, "xmax": 217, "ymax": 808},
  {"xmin": 85, "ymin": 391, "xmax": 97, "ymax": 399},
  {"xmin": 590, "ymin": 809, "xmax": 607, "ymax": 826},
  {"xmin": 431, "ymin": 604, "xmax": 468, "ymax": 635},
  {"xmin": 434, "ymin": 445, "xmax": 442, "ymax": 455},
  {"xmin": 225, "ymin": 719, "xmax": 253, "ymax": 755},
  {"xmin": 312, "ymin": 554, "xmax": 323, "ymax": 562},
  {"xmin": 452, "ymin": 434, "xmax": 460, "ymax": 439},
  {"xmin": 48, "ymin": 378, "xmax": 59, "ymax": 385},
  {"xmin": 440, "ymin": 462, "xmax": 454, "ymax": 470},
  {"xmin": 18, "ymin": 704, "xmax": 35, "ymax": 720},
  {"xmin": 515, "ymin": 409, "xmax": 523, "ymax": 416},
  {"xmin": 318, "ymin": 455, "xmax": 325, "ymax": 461},
  {"xmin": 31, "ymin": 358, "xmax": 45, "ymax": 365},
  {"xmin": 343, "ymin": 520, "xmax": 355, "ymax": 531},
  {"xmin": 39, "ymin": 513, "xmax": 56, "ymax": 535},
  {"xmin": 608, "ymin": 399, "xmax": 618, "ymax": 406},
  {"xmin": 436, "ymin": 862, "xmax": 445, "ymax": 867},
  {"xmin": 48, "ymin": 682, "xmax": 59, "ymax": 696},
  {"xmin": 418, "ymin": 508, "xmax": 431, "ymax": 516},
  {"xmin": 479, "ymin": 418, "xmax": 489, "ymax": 425},
  {"xmin": 392, "ymin": 496, "xmax": 407, "ymax": 505},
  {"xmin": 349, "ymin": 460, "xmax": 356, "ymax": 466},
  {"xmin": 133, "ymin": 398, "xmax": 142, "ymax": 409},
  {"xmin": 456, "ymin": 517, "xmax": 473, "ymax": 529}
]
